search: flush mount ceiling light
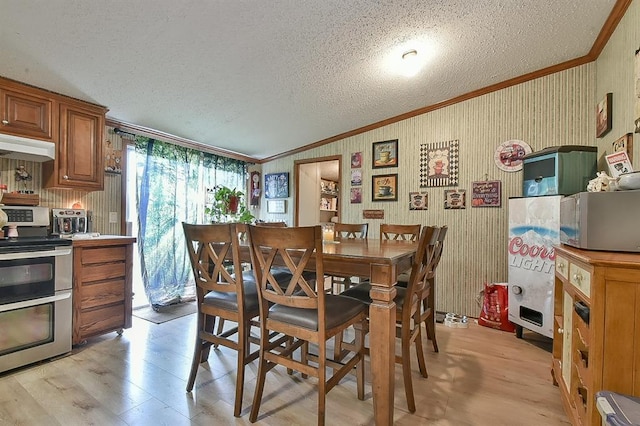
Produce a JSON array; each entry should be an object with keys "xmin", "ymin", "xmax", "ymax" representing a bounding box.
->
[
  {"xmin": 402, "ymin": 49, "xmax": 418, "ymax": 60},
  {"xmin": 399, "ymin": 49, "xmax": 421, "ymax": 77}
]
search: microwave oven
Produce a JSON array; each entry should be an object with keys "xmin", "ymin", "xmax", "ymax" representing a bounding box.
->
[
  {"xmin": 560, "ymin": 190, "xmax": 640, "ymax": 252},
  {"xmin": 523, "ymin": 146, "xmax": 597, "ymax": 197}
]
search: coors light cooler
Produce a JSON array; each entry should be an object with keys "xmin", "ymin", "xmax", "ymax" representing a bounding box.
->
[{"xmin": 507, "ymin": 195, "xmax": 562, "ymax": 338}]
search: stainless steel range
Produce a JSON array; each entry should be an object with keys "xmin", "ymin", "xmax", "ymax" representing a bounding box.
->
[{"xmin": 0, "ymin": 206, "xmax": 73, "ymax": 374}]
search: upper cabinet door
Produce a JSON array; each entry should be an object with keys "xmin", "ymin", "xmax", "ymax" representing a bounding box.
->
[
  {"xmin": 46, "ymin": 102, "xmax": 105, "ymax": 191},
  {"xmin": 0, "ymin": 88, "xmax": 55, "ymax": 141}
]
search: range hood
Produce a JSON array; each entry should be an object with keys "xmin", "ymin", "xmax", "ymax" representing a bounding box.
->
[{"xmin": 0, "ymin": 133, "xmax": 55, "ymax": 162}]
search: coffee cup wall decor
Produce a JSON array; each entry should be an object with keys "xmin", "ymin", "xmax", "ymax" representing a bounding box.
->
[
  {"xmin": 372, "ymin": 173, "xmax": 398, "ymax": 201},
  {"xmin": 372, "ymin": 139, "xmax": 398, "ymax": 168}
]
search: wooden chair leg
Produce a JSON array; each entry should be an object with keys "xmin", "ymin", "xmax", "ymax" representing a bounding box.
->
[
  {"xmin": 401, "ymin": 323, "xmax": 416, "ymax": 413},
  {"xmin": 317, "ymin": 343, "xmax": 326, "ymax": 426},
  {"xmin": 214, "ymin": 318, "xmax": 225, "ymax": 348},
  {"xmin": 250, "ymin": 339, "xmax": 269, "ymax": 422},
  {"xmin": 422, "ymin": 299, "xmax": 439, "ymax": 353},
  {"xmin": 186, "ymin": 335, "xmax": 202, "ymax": 392},
  {"xmin": 354, "ymin": 322, "xmax": 365, "ymax": 401},
  {"xmin": 414, "ymin": 315, "xmax": 428, "ymax": 379},
  {"xmin": 234, "ymin": 326, "xmax": 246, "ymax": 417},
  {"xmin": 202, "ymin": 314, "xmax": 216, "ymax": 359}
]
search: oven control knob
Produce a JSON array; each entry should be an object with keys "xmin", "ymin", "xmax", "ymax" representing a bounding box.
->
[{"xmin": 512, "ymin": 285, "xmax": 522, "ymax": 295}]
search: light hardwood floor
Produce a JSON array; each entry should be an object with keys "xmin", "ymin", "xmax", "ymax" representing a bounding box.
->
[{"xmin": 0, "ymin": 314, "xmax": 569, "ymax": 425}]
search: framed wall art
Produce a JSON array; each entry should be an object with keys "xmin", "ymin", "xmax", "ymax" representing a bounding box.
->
[
  {"xmin": 264, "ymin": 172, "xmax": 289, "ymax": 199},
  {"xmin": 350, "ymin": 187, "xmax": 362, "ymax": 204},
  {"xmin": 409, "ymin": 192, "xmax": 428, "ymax": 210},
  {"xmin": 351, "ymin": 151, "xmax": 363, "ymax": 168},
  {"xmin": 372, "ymin": 139, "xmax": 398, "ymax": 168},
  {"xmin": 266, "ymin": 199, "xmax": 286, "ymax": 214},
  {"xmin": 444, "ymin": 189, "xmax": 466, "ymax": 209},
  {"xmin": 350, "ymin": 169, "xmax": 362, "ymax": 186},
  {"xmin": 596, "ymin": 93, "xmax": 613, "ymax": 138},
  {"xmin": 471, "ymin": 180, "xmax": 501, "ymax": 207},
  {"xmin": 372, "ymin": 173, "xmax": 398, "ymax": 201},
  {"xmin": 612, "ymin": 133, "xmax": 634, "ymax": 163},
  {"xmin": 419, "ymin": 139, "xmax": 459, "ymax": 187},
  {"xmin": 494, "ymin": 140, "xmax": 531, "ymax": 172}
]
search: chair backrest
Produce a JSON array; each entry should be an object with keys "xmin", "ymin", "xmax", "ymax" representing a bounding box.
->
[
  {"xmin": 182, "ymin": 222, "xmax": 245, "ymax": 303},
  {"xmin": 402, "ymin": 226, "xmax": 440, "ymax": 315},
  {"xmin": 426, "ymin": 225, "xmax": 448, "ymax": 279},
  {"xmin": 255, "ymin": 221, "xmax": 287, "ymax": 227},
  {"xmin": 248, "ymin": 224, "xmax": 324, "ymax": 311},
  {"xmin": 380, "ymin": 223, "xmax": 421, "ymax": 241},
  {"xmin": 334, "ymin": 223, "xmax": 368, "ymax": 240}
]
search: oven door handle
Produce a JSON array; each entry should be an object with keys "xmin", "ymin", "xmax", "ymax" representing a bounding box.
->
[
  {"xmin": 0, "ymin": 248, "xmax": 72, "ymax": 261},
  {"xmin": 0, "ymin": 289, "xmax": 71, "ymax": 313}
]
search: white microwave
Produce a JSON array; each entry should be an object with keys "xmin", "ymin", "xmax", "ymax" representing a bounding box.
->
[{"xmin": 560, "ymin": 190, "xmax": 640, "ymax": 252}]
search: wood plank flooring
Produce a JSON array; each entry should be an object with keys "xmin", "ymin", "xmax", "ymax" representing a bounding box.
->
[{"xmin": 0, "ymin": 315, "xmax": 569, "ymax": 425}]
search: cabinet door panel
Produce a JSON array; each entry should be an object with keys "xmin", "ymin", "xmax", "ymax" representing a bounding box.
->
[
  {"xmin": 80, "ymin": 279, "xmax": 126, "ymax": 309},
  {"xmin": 562, "ymin": 290, "xmax": 573, "ymax": 390},
  {"xmin": 1, "ymin": 88, "xmax": 54, "ymax": 140},
  {"xmin": 58, "ymin": 103, "xmax": 103, "ymax": 189}
]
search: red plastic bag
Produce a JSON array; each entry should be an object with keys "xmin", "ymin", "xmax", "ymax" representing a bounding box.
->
[{"xmin": 478, "ymin": 283, "xmax": 516, "ymax": 332}]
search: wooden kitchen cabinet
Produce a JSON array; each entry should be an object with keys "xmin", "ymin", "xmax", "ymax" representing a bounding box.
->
[
  {"xmin": 42, "ymin": 100, "xmax": 106, "ymax": 191},
  {"xmin": 0, "ymin": 76, "xmax": 107, "ymax": 191},
  {"xmin": 0, "ymin": 80, "xmax": 56, "ymax": 141},
  {"xmin": 72, "ymin": 237, "xmax": 136, "ymax": 345},
  {"xmin": 552, "ymin": 245, "xmax": 640, "ymax": 426}
]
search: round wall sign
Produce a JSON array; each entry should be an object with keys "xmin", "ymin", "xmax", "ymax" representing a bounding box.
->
[{"xmin": 494, "ymin": 140, "xmax": 532, "ymax": 172}]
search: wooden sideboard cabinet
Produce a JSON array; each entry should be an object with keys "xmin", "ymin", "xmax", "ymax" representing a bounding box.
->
[
  {"xmin": 72, "ymin": 237, "xmax": 136, "ymax": 345},
  {"xmin": 43, "ymin": 100, "xmax": 106, "ymax": 191},
  {"xmin": 552, "ymin": 245, "xmax": 640, "ymax": 426}
]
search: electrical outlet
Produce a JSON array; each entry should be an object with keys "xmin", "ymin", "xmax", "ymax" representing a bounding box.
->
[{"xmin": 109, "ymin": 212, "xmax": 119, "ymax": 224}]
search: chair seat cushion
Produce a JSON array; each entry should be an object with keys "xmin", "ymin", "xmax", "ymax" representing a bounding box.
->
[
  {"xmin": 269, "ymin": 295, "xmax": 366, "ymax": 331},
  {"xmin": 269, "ymin": 267, "xmax": 317, "ymax": 283},
  {"xmin": 395, "ymin": 272, "xmax": 411, "ymax": 288},
  {"xmin": 341, "ymin": 283, "xmax": 407, "ymax": 312},
  {"xmin": 203, "ymin": 275, "xmax": 260, "ymax": 315}
]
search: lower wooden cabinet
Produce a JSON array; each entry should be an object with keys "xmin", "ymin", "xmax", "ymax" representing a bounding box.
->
[
  {"xmin": 552, "ymin": 245, "xmax": 640, "ymax": 426},
  {"xmin": 72, "ymin": 237, "xmax": 136, "ymax": 345}
]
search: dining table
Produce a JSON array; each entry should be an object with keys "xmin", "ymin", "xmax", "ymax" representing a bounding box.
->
[{"xmin": 240, "ymin": 236, "xmax": 418, "ymax": 425}]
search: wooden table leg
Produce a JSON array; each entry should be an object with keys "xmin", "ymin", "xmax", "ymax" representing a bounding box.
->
[{"xmin": 368, "ymin": 263, "xmax": 396, "ymax": 425}]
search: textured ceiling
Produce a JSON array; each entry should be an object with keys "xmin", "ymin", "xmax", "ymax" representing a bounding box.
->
[{"xmin": 0, "ymin": 1, "xmax": 616, "ymax": 160}]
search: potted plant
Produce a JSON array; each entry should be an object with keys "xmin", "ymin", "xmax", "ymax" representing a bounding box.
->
[{"xmin": 205, "ymin": 185, "xmax": 255, "ymax": 224}]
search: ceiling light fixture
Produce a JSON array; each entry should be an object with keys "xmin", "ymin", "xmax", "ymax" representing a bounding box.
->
[
  {"xmin": 399, "ymin": 49, "xmax": 421, "ymax": 77},
  {"xmin": 402, "ymin": 49, "xmax": 418, "ymax": 60}
]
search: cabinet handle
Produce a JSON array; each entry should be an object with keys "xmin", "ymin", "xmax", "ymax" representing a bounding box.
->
[
  {"xmin": 573, "ymin": 273, "xmax": 582, "ymax": 283},
  {"xmin": 557, "ymin": 327, "xmax": 563, "ymax": 334},
  {"xmin": 63, "ymin": 175, "xmax": 69, "ymax": 180},
  {"xmin": 557, "ymin": 263, "xmax": 565, "ymax": 271},
  {"xmin": 1, "ymin": 120, "xmax": 8, "ymax": 125}
]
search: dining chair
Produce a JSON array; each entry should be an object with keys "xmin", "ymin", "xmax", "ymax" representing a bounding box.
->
[
  {"xmin": 329, "ymin": 223, "xmax": 369, "ymax": 294},
  {"xmin": 380, "ymin": 223, "xmax": 421, "ymax": 279},
  {"xmin": 380, "ymin": 223, "xmax": 421, "ymax": 241},
  {"xmin": 394, "ymin": 225, "xmax": 447, "ymax": 351},
  {"xmin": 247, "ymin": 224, "xmax": 367, "ymax": 425},
  {"xmin": 420, "ymin": 225, "xmax": 447, "ymax": 352},
  {"xmin": 215, "ymin": 221, "xmax": 304, "ymax": 339},
  {"xmin": 340, "ymin": 226, "xmax": 439, "ymax": 413},
  {"xmin": 182, "ymin": 222, "xmax": 259, "ymax": 417}
]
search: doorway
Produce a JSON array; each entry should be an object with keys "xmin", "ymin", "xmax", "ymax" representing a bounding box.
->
[{"xmin": 294, "ymin": 156, "xmax": 341, "ymax": 226}]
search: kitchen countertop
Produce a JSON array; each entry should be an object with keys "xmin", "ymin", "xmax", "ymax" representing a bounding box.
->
[{"xmin": 71, "ymin": 235, "xmax": 136, "ymax": 247}]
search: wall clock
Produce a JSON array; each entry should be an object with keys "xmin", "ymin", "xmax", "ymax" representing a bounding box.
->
[{"xmin": 494, "ymin": 140, "xmax": 532, "ymax": 172}]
